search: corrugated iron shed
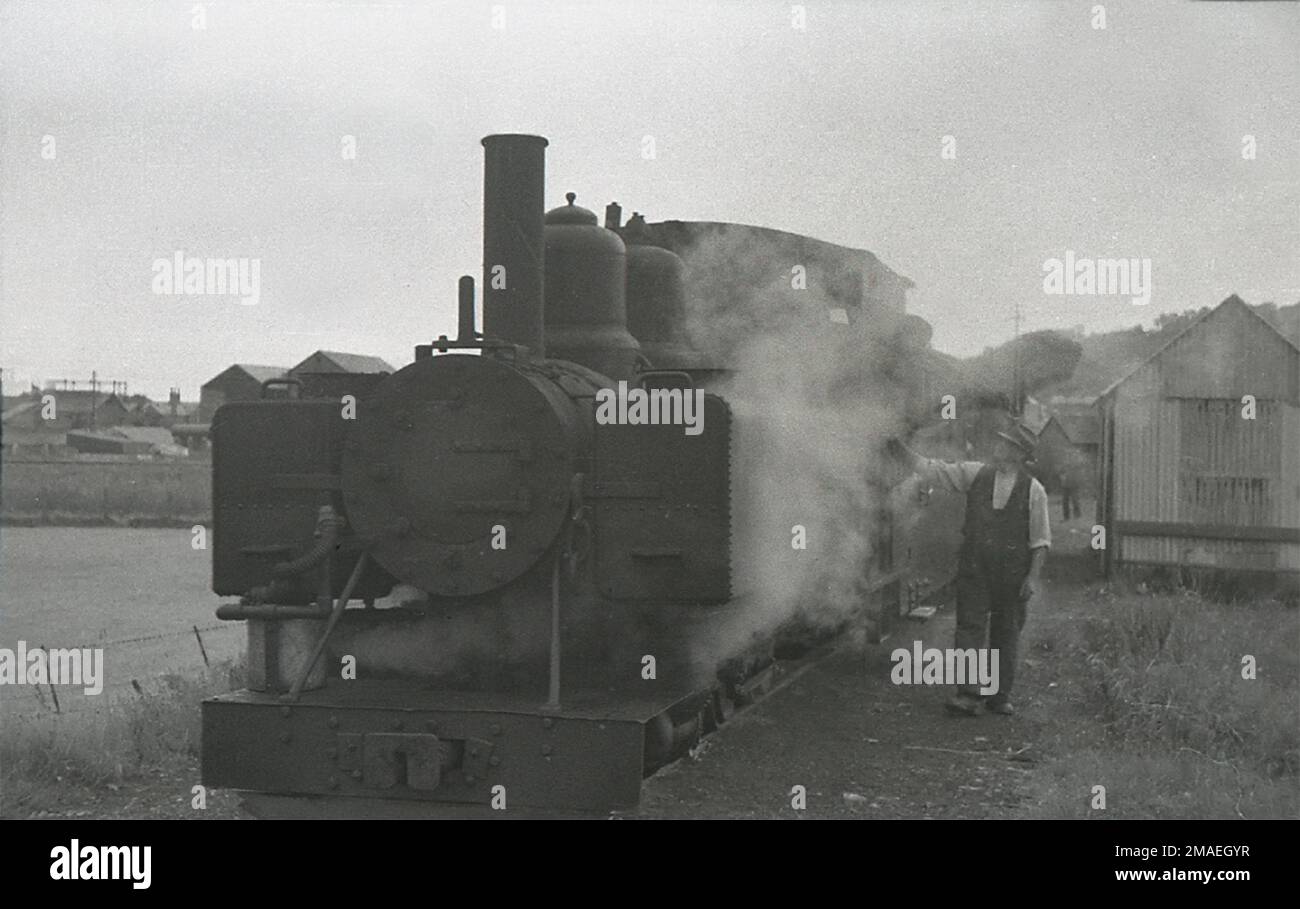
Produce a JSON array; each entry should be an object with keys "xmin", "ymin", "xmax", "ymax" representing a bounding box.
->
[{"xmin": 1097, "ymin": 295, "xmax": 1299, "ymax": 582}]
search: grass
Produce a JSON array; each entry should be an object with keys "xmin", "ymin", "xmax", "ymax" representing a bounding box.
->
[
  {"xmin": 1023, "ymin": 560, "xmax": 1299, "ymax": 819},
  {"xmin": 0, "ymin": 659, "xmax": 244, "ymax": 817},
  {"xmin": 0, "ymin": 457, "xmax": 210, "ymax": 525}
]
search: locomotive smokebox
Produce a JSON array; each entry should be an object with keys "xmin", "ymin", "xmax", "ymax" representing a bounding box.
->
[{"xmin": 482, "ymin": 134, "xmax": 548, "ymax": 357}]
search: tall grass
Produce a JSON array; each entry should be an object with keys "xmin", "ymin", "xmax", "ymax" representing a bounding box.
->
[
  {"xmin": 1082, "ymin": 589, "xmax": 1299, "ymax": 779},
  {"xmin": 0, "ymin": 659, "xmax": 243, "ymax": 816},
  {"xmin": 1025, "ymin": 574, "xmax": 1299, "ymax": 819}
]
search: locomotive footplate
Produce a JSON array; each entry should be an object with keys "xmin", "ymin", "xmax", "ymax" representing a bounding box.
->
[{"xmin": 202, "ymin": 681, "xmax": 698, "ymax": 812}]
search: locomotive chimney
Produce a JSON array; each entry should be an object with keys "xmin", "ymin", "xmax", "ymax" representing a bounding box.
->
[{"xmin": 481, "ymin": 134, "xmax": 548, "ymax": 358}]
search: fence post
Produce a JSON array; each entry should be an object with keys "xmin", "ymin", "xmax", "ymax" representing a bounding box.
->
[
  {"xmin": 193, "ymin": 625, "xmax": 210, "ymax": 667},
  {"xmin": 41, "ymin": 644, "xmax": 61, "ymax": 714}
]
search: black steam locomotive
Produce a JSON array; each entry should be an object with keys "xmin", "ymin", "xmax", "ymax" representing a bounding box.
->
[{"xmin": 201, "ymin": 134, "xmax": 931, "ymax": 812}]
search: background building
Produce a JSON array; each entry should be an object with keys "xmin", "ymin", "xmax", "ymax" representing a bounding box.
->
[
  {"xmin": 289, "ymin": 351, "xmax": 395, "ymax": 376},
  {"xmin": 1096, "ymin": 295, "xmax": 1299, "ymax": 585},
  {"xmin": 198, "ymin": 364, "xmax": 287, "ymax": 423},
  {"xmin": 1034, "ymin": 404, "xmax": 1100, "ymax": 496}
]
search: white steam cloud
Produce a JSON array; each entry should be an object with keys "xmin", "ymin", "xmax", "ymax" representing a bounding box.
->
[{"xmin": 676, "ymin": 229, "xmax": 923, "ymax": 659}]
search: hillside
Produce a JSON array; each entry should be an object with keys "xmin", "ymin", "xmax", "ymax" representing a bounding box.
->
[{"xmin": 957, "ymin": 299, "xmax": 1299, "ymax": 403}]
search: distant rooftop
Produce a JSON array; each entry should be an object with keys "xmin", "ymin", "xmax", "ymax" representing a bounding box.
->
[{"xmin": 291, "ymin": 351, "xmax": 395, "ymax": 374}]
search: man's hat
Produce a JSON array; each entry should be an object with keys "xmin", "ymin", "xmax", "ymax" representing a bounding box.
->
[{"xmin": 995, "ymin": 422, "xmax": 1038, "ymax": 456}]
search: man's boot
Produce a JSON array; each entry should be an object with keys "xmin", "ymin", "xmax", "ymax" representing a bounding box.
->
[
  {"xmin": 985, "ymin": 697, "xmax": 1014, "ymax": 715},
  {"xmin": 945, "ymin": 691, "xmax": 983, "ymax": 716}
]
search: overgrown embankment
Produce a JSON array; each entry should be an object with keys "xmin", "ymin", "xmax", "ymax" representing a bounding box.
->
[{"xmin": 1022, "ymin": 555, "xmax": 1299, "ymax": 819}]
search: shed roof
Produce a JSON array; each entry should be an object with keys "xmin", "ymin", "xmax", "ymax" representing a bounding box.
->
[
  {"xmin": 291, "ymin": 351, "xmax": 395, "ymax": 374},
  {"xmin": 1098, "ymin": 294, "xmax": 1300, "ymax": 401},
  {"xmin": 109, "ymin": 426, "xmax": 178, "ymax": 447},
  {"xmin": 1052, "ymin": 412, "xmax": 1100, "ymax": 445},
  {"xmin": 203, "ymin": 364, "xmax": 288, "ymax": 388}
]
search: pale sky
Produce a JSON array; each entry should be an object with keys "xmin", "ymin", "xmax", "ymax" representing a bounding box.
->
[{"xmin": 2, "ymin": 0, "xmax": 1297, "ymax": 399}]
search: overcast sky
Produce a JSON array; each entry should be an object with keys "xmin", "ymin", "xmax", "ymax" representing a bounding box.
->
[{"xmin": 1, "ymin": 0, "xmax": 1296, "ymax": 399}]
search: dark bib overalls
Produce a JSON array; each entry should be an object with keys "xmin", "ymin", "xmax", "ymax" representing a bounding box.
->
[{"xmin": 955, "ymin": 465, "xmax": 1031, "ymax": 700}]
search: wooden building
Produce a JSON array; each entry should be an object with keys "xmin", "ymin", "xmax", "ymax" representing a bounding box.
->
[
  {"xmin": 199, "ymin": 364, "xmax": 287, "ymax": 423},
  {"xmin": 1034, "ymin": 407, "xmax": 1100, "ymax": 496},
  {"xmin": 1096, "ymin": 295, "xmax": 1299, "ymax": 584}
]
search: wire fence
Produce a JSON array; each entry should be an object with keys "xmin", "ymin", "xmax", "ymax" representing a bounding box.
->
[{"xmin": 0, "ymin": 621, "xmax": 244, "ymax": 719}]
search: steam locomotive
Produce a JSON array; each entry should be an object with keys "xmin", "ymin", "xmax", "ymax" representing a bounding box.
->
[{"xmin": 201, "ymin": 134, "xmax": 932, "ymax": 812}]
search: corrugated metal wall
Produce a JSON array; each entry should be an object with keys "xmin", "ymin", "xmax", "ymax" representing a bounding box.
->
[
  {"xmin": 1109, "ymin": 301, "xmax": 1300, "ymax": 574},
  {"xmin": 1122, "ymin": 536, "xmax": 1296, "ymax": 572},
  {"xmin": 1285, "ymin": 403, "xmax": 1300, "ymax": 533}
]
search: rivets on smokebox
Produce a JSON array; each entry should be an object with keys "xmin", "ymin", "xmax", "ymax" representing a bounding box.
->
[
  {"xmin": 326, "ymin": 747, "xmax": 338, "ymax": 760},
  {"xmin": 490, "ymin": 724, "xmax": 502, "ymax": 736},
  {"xmin": 280, "ymin": 732, "xmax": 291, "ymax": 744},
  {"xmin": 393, "ymin": 719, "xmax": 405, "ymax": 731},
  {"xmin": 489, "ymin": 756, "xmax": 501, "ymax": 767},
  {"xmin": 280, "ymin": 706, "xmax": 292, "ymax": 718},
  {"xmin": 541, "ymin": 744, "xmax": 552, "ymax": 756},
  {"xmin": 328, "ymin": 776, "xmax": 340, "ymax": 790},
  {"xmin": 328, "ymin": 715, "xmax": 339, "ymax": 729},
  {"xmin": 352, "ymin": 769, "xmax": 363, "ymax": 781},
  {"xmin": 426, "ymin": 720, "xmax": 439, "ymax": 733},
  {"xmin": 542, "ymin": 717, "xmax": 554, "ymax": 730}
]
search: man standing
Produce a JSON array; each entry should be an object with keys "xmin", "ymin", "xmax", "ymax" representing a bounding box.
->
[
  {"xmin": 888, "ymin": 423, "xmax": 1050, "ymax": 715},
  {"xmin": 1058, "ymin": 449, "xmax": 1084, "ymax": 522}
]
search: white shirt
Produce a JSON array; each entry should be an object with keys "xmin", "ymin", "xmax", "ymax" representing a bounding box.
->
[{"xmin": 920, "ymin": 459, "xmax": 1052, "ymax": 551}]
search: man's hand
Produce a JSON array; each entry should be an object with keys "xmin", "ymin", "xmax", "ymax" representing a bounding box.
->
[
  {"xmin": 885, "ymin": 437, "xmax": 923, "ymax": 473},
  {"xmin": 1019, "ymin": 575, "xmax": 1039, "ymax": 601},
  {"xmin": 1022, "ymin": 546, "xmax": 1047, "ymax": 601}
]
